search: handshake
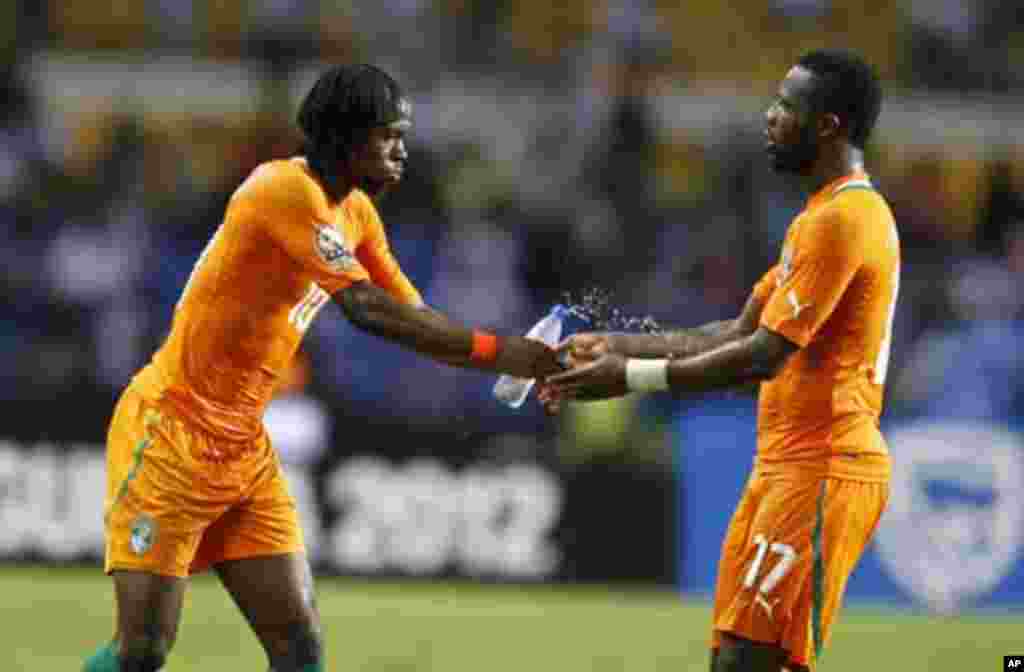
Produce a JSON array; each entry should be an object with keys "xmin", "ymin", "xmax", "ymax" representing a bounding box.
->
[{"xmin": 534, "ymin": 333, "xmax": 628, "ymax": 414}]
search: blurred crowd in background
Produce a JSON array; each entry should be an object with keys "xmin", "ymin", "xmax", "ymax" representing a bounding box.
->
[{"xmin": 1, "ymin": 0, "xmax": 1023, "ymax": 459}]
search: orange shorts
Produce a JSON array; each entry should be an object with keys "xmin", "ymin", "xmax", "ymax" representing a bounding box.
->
[
  {"xmin": 711, "ymin": 467, "xmax": 888, "ymax": 669},
  {"xmin": 104, "ymin": 387, "xmax": 304, "ymax": 577}
]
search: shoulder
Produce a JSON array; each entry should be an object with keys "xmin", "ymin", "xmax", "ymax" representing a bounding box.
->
[
  {"xmin": 814, "ymin": 188, "xmax": 892, "ymax": 240},
  {"xmin": 342, "ymin": 188, "xmax": 383, "ymax": 228},
  {"xmin": 344, "ymin": 188, "xmax": 380, "ymax": 217},
  {"xmin": 829, "ymin": 186, "xmax": 893, "ymax": 225},
  {"xmin": 233, "ymin": 158, "xmax": 327, "ymax": 214}
]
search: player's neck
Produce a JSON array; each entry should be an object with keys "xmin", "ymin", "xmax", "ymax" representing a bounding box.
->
[
  {"xmin": 319, "ymin": 170, "xmax": 357, "ymax": 204},
  {"xmin": 301, "ymin": 154, "xmax": 356, "ymax": 204},
  {"xmin": 805, "ymin": 145, "xmax": 865, "ymax": 195},
  {"xmin": 328, "ymin": 178, "xmax": 357, "ymax": 204}
]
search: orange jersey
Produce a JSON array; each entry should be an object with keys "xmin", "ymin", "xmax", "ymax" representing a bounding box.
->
[
  {"xmin": 133, "ymin": 157, "xmax": 423, "ymax": 442},
  {"xmin": 751, "ymin": 173, "xmax": 899, "ymax": 481}
]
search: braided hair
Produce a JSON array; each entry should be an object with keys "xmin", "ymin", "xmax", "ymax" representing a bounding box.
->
[{"xmin": 297, "ymin": 64, "xmax": 409, "ymax": 196}]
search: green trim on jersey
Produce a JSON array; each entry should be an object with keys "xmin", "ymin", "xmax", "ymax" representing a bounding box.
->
[
  {"xmin": 811, "ymin": 481, "xmax": 827, "ymax": 661},
  {"xmin": 104, "ymin": 409, "xmax": 161, "ymax": 524}
]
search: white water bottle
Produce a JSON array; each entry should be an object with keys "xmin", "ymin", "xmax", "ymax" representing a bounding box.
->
[{"xmin": 493, "ymin": 304, "xmax": 568, "ymax": 408}]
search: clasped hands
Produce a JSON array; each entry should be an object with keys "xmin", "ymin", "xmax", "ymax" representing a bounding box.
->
[{"xmin": 536, "ymin": 333, "xmax": 629, "ymax": 414}]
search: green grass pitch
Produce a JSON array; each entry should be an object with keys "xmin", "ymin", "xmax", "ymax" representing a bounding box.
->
[{"xmin": 3, "ymin": 565, "xmax": 1017, "ymax": 670}]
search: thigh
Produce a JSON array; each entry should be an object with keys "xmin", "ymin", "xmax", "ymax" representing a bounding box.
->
[
  {"xmin": 191, "ymin": 446, "xmax": 304, "ymax": 574},
  {"xmin": 711, "ymin": 475, "xmax": 762, "ymax": 653},
  {"xmin": 105, "ymin": 392, "xmax": 222, "ymax": 578},
  {"xmin": 782, "ymin": 478, "xmax": 889, "ymax": 669},
  {"xmin": 112, "ymin": 569, "xmax": 187, "ymax": 655},
  {"xmin": 712, "ymin": 473, "xmax": 823, "ymax": 650},
  {"xmin": 215, "ymin": 552, "xmax": 321, "ymax": 664}
]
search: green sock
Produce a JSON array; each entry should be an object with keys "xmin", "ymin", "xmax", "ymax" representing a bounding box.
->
[
  {"xmin": 298, "ymin": 664, "xmax": 323, "ymax": 672},
  {"xmin": 83, "ymin": 642, "xmax": 119, "ymax": 672}
]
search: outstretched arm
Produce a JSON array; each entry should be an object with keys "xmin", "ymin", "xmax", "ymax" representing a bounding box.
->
[
  {"xmin": 548, "ymin": 326, "xmax": 797, "ymax": 401},
  {"xmin": 561, "ymin": 282, "xmax": 769, "ymax": 370},
  {"xmin": 665, "ymin": 327, "xmax": 796, "ymax": 392},
  {"xmin": 334, "ymin": 280, "xmax": 562, "ymax": 379},
  {"xmin": 538, "ymin": 288, "xmax": 771, "ymax": 411},
  {"xmin": 593, "ymin": 290, "xmax": 767, "ymax": 360}
]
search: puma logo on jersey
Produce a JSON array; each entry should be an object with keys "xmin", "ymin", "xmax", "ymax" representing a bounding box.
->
[{"xmin": 787, "ymin": 290, "xmax": 811, "ymax": 319}]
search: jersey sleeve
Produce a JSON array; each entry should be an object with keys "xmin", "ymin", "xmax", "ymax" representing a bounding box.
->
[
  {"xmin": 761, "ymin": 202, "xmax": 864, "ymax": 347},
  {"xmin": 236, "ymin": 165, "xmax": 371, "ymax": 295},
  {"xmin": 751, "ymin": 265, "xmax": 779, "ymax": 306},
  {"xmin": 351, "ymin": 193, "xmax": 424, "ymax": 306}
]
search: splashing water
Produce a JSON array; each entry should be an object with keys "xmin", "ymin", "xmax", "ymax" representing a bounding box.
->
[{"xmin": 560, "ymin": 287, "xmax": 663, "ymax": 334}]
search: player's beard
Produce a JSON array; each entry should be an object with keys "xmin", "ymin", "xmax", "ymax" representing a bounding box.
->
[
  {"xmin": 349, "ymin": 152, "xmax": 401, "ymax": 198},
  {"xmin": 770, "ymin": 122, "xmax": 819, "ymax": 175},
  {"xmin": 356, "ymin": 174, "xmax": 395, "ymax": 198}
]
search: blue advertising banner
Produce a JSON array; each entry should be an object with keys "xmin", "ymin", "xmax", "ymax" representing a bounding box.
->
[{"xmin": 675, "ymin": 396, "xmax": 1024, "ymax": 612}]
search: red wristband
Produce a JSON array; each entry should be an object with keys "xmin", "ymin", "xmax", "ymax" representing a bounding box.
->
[{"xmin": 470, "ymin": 330, "xmax": 501, "ymax": 363}]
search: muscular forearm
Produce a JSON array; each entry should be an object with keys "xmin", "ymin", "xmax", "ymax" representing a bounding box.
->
[
  {"xmin": 335, "ymin": 282, "xmax": 559, "ymax": 379},
  {"xmin": 666, "ymin": 336, "xmax": 770, "ymax": 394},
  {"xmin": 547, "ymin": 291, "xmax": 780, "ymax": 402},
  {"xmin": 413, "ymin": 306, "xmax": 492, "ymax": 370},
  {"xmin": 611, "ymin": 320, "xmax": 738, "ymax": 359},
  {"xmin": 665, "ymin": 328, "xmax": 794, "ymax": 394},
  {"xmin": 339, "ymin": 285, "xmax": 476, "ymax": 362}
]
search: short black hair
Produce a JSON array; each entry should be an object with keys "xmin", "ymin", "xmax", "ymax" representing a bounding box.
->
[
  {"xmin": 797, "ymin": 49, "xmax": 882, "ymax": 149},
  {"xmin": 297, "ymin": 64, "xmax": 409, "ymax": 191}
]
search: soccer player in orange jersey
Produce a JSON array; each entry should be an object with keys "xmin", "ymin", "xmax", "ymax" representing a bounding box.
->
[
  {"xmin": 543, "ymin": 50, "xmax": 897, "ymax": 671},
  {"xmin": 84, "ymin": 65, "xmax": 562, "ymax": 672}
]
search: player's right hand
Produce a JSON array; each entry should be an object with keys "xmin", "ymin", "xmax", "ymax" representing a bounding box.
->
[{"xmin": 496, "ymin": 336, "xmax": 564, "ymax": 380}]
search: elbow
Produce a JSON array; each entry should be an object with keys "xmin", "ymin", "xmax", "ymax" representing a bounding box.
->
[
  {"xmin": 750, "ymin": 356, "xmax": 788, "ymax": 381},
  {"xmin": 336, "ymin": 283, "xmax": 381, "ymax": 333},
  {"xmin": 744, "ymin": 330, "xmax": 797, "ymax": 381},
  {"xmin": 741, "ymin": 360, "xmax": 779, "ymax": 383}
]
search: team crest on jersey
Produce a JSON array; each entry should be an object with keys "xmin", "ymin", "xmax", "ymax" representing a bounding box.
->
[
  {"xmin": 315, "ymin": 224, "xmax": 357, "ymax": 271},
  {"xmin": 129, "ymin": 514, "xmax": 157, "ymax": 556}
]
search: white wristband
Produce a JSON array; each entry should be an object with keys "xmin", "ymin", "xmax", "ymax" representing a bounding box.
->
[{"xmin": 625, "ymin": 358, "xmax": 670, "ymax": 393}]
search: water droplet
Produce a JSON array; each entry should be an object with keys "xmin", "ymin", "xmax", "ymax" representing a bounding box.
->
[{"xmin": 559, "ymin": 287, "xmax": 662, "ymax": 333}]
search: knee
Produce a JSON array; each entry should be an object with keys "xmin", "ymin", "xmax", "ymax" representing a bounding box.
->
[
  {"xmin": 268, "ymin": 620, "xmax": 323, "ymax": 671},
  {"xmin": 716, "ymin": 643, "xmax": 745, "ymax": 672},
  {"xmin": 715, "ymin": 642, "xmax": 738, "ymax": 672},
  {"xmin": 118, "ymin": 634, "xmax": 172, "ymax": 672},
  {"xmin": 715, "ymin": 633, "xmax": 787, "ymax": 672}
]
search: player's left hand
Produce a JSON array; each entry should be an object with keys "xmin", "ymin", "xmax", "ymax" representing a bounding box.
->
[{"xmin": 546, "ymin": 352, "xmax": 629, "ymax": 401}]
